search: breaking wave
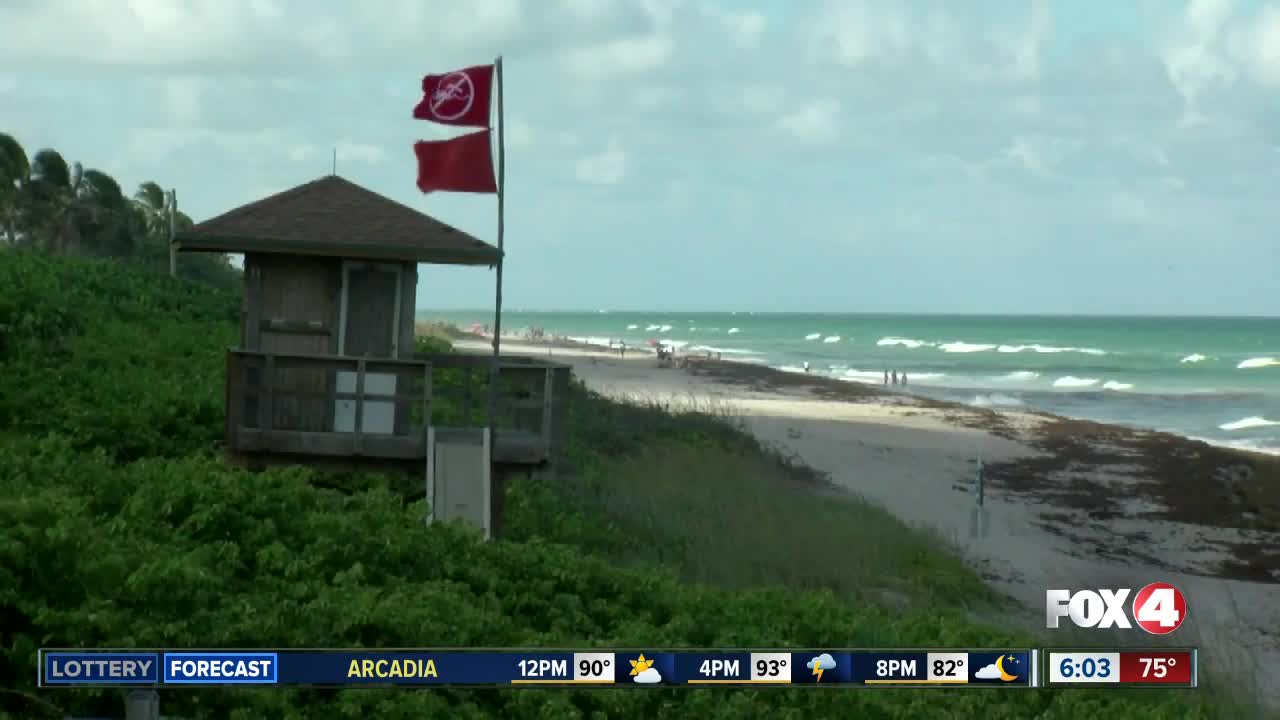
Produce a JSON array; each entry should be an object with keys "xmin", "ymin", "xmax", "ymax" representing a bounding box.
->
[
  {"xmin": 1053, "ymin": 376, "xmax": 1099, "ymax": 388},
  {"xmin": 939, "ymin": 342, "xmax": 997, "ymax": 353},
  {"xmin": 805, "ymin": 332, "xmax": 822, "ymax": 340},
  {"xmin": 823, "ymin": 335, "xmax": 842, "ymax": 343},
  {"xmin": 1190, "ymin": 436, "xmax": 1280, "ymax": 456},
  {"xmin": 1219, "ymin": 416, "xmax": 1280, "ymax": 431},
  {"xmin": 877, "ymin": 336, "xmax": 932, "ymax": 348},
  {"xmin": 996, "ymin": 371, "xmax": 1040, "ymax": 381},
  {"xmin": 688, "ymin": 345, "xmax": 760, "ymax": 356},
  {"xmin": 876, "ymin": 336, "xmax": 1107, "ymax": 355},
  {"xmin": 1238, "ymin": 357, "xmax": 1280, "ymax": 369},
  {"xmin": 1102, "ymin": 381, "xmax": 1134, "ymax": 391},
  {"xmin": 996, "ymin": 344, "xmax": 1108, "ymax": 355},
  {"xmin": 1181, "ymin": 353, "xmax": 1208, "ymax": 363}
]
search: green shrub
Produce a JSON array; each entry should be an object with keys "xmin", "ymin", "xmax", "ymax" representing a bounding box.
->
[{"xmin": 0, "ymin": 253, "xmax": 1263, "ymax": 718}]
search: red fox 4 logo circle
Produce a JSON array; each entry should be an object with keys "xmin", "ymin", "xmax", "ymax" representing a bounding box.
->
[{"xmin": 1045, "ymin": 582, "xmax": 1188, "ymax": 635}]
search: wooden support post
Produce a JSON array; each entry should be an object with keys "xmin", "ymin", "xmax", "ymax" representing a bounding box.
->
[
  {"xmin": 354, "ymin": 357, "xmax": 366, "ymax": 455},
  {"xmin": 422, "ymin": 362, "xmax": 433, "ymax": 433},
  {"xmin": 261, "ymin": 354, "xmax": 275, "ymax": 431},
  {"xmin": 541, "ymin": 367, "xmax": 554, "ymax": 457},
  {"xmin": 126, "ymin": 689, "xmax": 159, "ymax": 720}
]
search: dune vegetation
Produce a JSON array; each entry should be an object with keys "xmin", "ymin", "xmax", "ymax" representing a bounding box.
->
[{"xmin": 0, "ymin": 134, "xmax": 1265, "ymax": 718}]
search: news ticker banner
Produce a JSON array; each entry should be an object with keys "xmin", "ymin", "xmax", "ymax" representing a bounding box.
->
[{"xmin": 38, "ymin": 648, "xmax": 1196, "ymax": 689}]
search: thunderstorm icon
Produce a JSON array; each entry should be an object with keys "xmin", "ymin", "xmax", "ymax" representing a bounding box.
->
[{"xmin": 806, "ymin": 653, "xmax": 837, "ymax": 682}]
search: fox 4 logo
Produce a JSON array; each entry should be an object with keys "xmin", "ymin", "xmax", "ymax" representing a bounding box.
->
[{"xmin": 1046, "ymin": 582, "xmax": 1188, "ymax": 635}]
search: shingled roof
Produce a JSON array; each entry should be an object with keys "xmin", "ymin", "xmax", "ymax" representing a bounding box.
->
[{"xmin": 174, "ymin": 175, "xmax": 501, "ymax": 266}]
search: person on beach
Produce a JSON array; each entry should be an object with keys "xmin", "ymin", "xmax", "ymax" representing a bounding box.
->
[
  {"xmin": 883, "ymin": 370, "xmax": 889, "ymax": 385},
  {"xmin": 803, "ymin": 361, "xmax": 810, "ymax": 373},
  {"xmin": 901, "ymin": 372, "xmax": 908, "ymax": 386},
  {"xmin": 892, "ymin": 370, "xmax": 898, "ymax": 385}
]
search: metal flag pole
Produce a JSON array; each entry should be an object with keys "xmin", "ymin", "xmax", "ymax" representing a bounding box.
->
[{"xmin": 487, "ymin": 56, "xmax": 506, "ymax": 432}]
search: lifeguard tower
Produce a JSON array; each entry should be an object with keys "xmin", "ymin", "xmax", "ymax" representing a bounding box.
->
[{"xmin": 173, "ymin": 175, "xmax": 568, "ymax": 538}]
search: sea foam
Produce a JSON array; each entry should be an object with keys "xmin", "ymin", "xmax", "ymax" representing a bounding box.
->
[
  {"xmin": 972, "ymin": 394, "xmax": 1024, "ymax": 407},
  {"xmin": 727, "ymin": 328, "xmax": 740, "ymax": 334},
  {"xmin": 1218, "ymin": 416, "xmax": 1280, "ymax": 431},
  {"xmin": 997, "ymin": 344, "xmax": 1106, "ymax": 355},
  {"xmin": 689, "ymin": 345, "xmax": 759, "ymax": 355},
  {"xmin": 1102, "ymin": 381, "xmax": 1134, "ymax": 391},
  {"xmin": 1180, "ymin": 353, "xmax": 1207, "ymax": 363},
  {"xmin": 877, "ymin": 337, "xmax": 931, "ymax": 348},
  {"xmin": 940, "ymin": 342, "xmax": 997, "ymax": 353},
  {"xmin": 996, "ymin": 371, "xmax": 1040, "ymax": 381},
  {"xmin": 1053, "ymin": 376, "xmax": 1099, "ymax": 388},
  {"xmin": 823, "ymin": 335, "xmax": 841, "ymax": 343},
  {"xmin": 805, "ymin": 332, "xmax": 822, "ymax": 340},
  {"xmin": 1238, "ymin": 357, "xmax": 1279, "ymax": 369}
]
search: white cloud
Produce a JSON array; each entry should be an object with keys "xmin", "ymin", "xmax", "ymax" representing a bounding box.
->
[
  {"xmin": 164, "ymin": 76, "xmax": 203, "ymax": 121},
  {"xmin": 3, "ymin": 0, "xmax": 1279, "ymax": 314},
  {"xmin": 778, "ymin": 100, "xmax": 841, "ymax": 142},
  {"xmin": 714, "ymin": 9, "xmax": 766, "ymax": 48},
  {"xmin": 575, "ymin": 140, "xmax": 627, "ymax": 185},
  {"xmin": 336, "ymin": 140, "xmax": 387, "ymax": 167},
  {"xmin": 1001, "ymin": 135, "xmax": 1082, "ymax": 178},
  {"xmin": 563, "ymin": 33, "xmax": 674, "ymax": 75},
  {"xmin": 1009, "ymin": 0, "xmax": 1052, "ymax": 80},
  {"xmin": 630, "ymin": 85, "xmax": 682, "ymax": 112},
  {"xmin": 1227, "ymin": 5, "xmax": 1280, "ymax": 85}
]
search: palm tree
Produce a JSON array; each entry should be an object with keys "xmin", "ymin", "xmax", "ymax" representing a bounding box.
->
[
  {"xmin": 25, "ymin": 148, "xmax": 75, "ymax": 252},
  {"xmin": 133, "ymin": 181, "xmax": 168, "ymax": 237},
  {"xmin": 75, "ymin": 168, "xmax": 137, "ymax": 256},
  {"xmin": 0, "ymin": 133, "xmax": 30, "ymax": 245}
]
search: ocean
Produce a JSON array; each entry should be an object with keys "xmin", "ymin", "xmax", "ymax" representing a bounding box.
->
[{"xmin": 420, "ymin": 310, "xmax": 1280, "ymax": 455}]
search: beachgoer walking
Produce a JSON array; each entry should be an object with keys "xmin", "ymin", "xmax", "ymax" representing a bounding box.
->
[
  {"xmin": 901, "ymin": 372, "xmax": 908, "ymax": 385},
  {"xmin": 883, "ymin": 370, "xmax": 889, "ymax": 385},
  {"xmin": 892, "ymin": 370, "xmax": 898, "ymax": 385}
]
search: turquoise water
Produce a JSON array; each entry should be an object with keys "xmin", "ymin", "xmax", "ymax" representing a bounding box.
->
[{"xmin": 422, "ymin": 311, "xmax": 1280, "ymax": 454}]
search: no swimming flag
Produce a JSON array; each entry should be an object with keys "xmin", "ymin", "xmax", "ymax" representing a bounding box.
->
[{"xmin": 412, "ymin": 65, "xmax": 494, "ymax": 128}]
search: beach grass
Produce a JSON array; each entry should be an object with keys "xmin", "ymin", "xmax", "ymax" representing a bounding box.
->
[
  {"xmin": 511, "ymin": 385, "xmax": 1003, "ymax": 612},
  {"xmin": 499, "ymin": 378, "xmax": 1277, "ymax": 719}
]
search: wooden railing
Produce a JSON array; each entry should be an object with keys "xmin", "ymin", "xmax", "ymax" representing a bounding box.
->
[
  {"xmin": 414, "ymin": 352, "xmax": 571, "ymax": 464},
  {"xmin": 226, "ymin": 349, "xmax": 432, "ymax": 459},
  {"xmin": 225, "ymin": 349, "xmax": 570, "ymax": 464}
]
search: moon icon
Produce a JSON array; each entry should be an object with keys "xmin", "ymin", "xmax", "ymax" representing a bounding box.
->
[{"xmin": 996, "ymin": 654, "xmax": 1019, "ymax": 682}]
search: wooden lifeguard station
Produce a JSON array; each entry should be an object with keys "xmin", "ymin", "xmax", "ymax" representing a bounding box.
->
[{"xmin": 173, "ymin": 175, "xmax": 568, "ymax": 538}]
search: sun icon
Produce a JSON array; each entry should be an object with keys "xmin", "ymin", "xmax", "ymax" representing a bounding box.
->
[{"xmin": 630, "ymin": 654, "xmax": 654, "ymax": 676}]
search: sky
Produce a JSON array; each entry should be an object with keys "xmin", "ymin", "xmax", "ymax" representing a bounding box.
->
[{"xmin": 2, "ymin": 0, "xmax": 1278, "ymax": 316}]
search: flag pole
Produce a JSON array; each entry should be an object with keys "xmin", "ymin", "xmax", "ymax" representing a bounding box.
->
[{"xmin": 487, "ymin": 56, "xmax": 505, "ymax": 433}]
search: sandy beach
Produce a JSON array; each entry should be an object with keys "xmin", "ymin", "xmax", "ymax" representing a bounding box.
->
[{"xmin": 457, "ymin": 335, "xmax": 1280, "ymax": 704}]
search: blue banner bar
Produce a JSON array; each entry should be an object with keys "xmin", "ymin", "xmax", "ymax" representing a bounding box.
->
[{"xmin": 38, "ymin": 649, "xmax": 1035, "ymax": 687}]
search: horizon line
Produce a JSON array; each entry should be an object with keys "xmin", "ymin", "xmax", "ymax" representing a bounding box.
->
[{"xmin": 414, "ymin": 309, "xmax": 1280, "ymax": 320}]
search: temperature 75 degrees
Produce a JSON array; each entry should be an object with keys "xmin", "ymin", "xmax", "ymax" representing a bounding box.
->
[{"xmin": 1139, "ymin": 656, "xmax": 1175, "ymax": 678}]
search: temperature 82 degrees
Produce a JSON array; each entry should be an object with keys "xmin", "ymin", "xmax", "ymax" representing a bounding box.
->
[{"xmin": 1118, "ymin": 650, "xmax": 1194, "ymax": 686}]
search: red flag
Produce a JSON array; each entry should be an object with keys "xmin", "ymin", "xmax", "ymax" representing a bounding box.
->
[
  {"xmin": 414, "ymin": 130, "xmax": 497, "ymax": 194},
  {"xmin": 413, "ymin": 65, "xmax": 494, "ymax": 127}
]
